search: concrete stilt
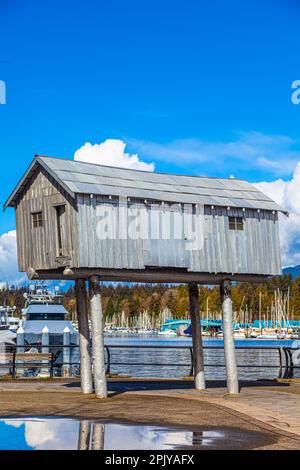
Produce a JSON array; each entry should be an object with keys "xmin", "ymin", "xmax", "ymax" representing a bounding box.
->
[
  {"xmin": 220, "ymin": 279, "xmax": 239, "ymax": 394},
  {"xmin": 89, "ymin": 275, "xmax": 107, "ymax": 399},
  {"xmin": 189, "ymin": 282, "xmax": 206, "ymax": 390},
  {"xmin": 76, "ymin": 279, "xmax": 93, "ymax": 394}
]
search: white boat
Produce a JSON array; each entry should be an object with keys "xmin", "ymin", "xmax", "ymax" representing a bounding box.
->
[
  {"xmin": 291, "ymin": 333, "xmax": 300, "ymax": 339},
  {"xmin": 257, "ymin": 333, "xmax": 278, "ymax": 340},
  {"xmin": 8, "ymin": 316, "xmax": 20, "ymax": 332},
  {"xmin": 0, "ymin": 307, "xmax": 18, "ymax": 353},
  {"xmin": 158, "ymin": 329, "xmax": 177, "ymax": 336},
  {"xmin": 0, "ymin": 306, "xmax": 20, "ymax": 333},
  {"xmin": 233, "ymin": 329, "xmax": 246, "ymax": 338},
  {"xmin": 20, "ymin": 283, "xmax": 78, "ymax": 375},
  {"xmin": 21, "ymin": 285, "xmax": 77, "ymax": 340}
]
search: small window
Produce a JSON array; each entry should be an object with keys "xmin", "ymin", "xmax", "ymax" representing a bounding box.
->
[
  {"xmin": 32, "ymin": 211, "xmax": 43, "ymax": 228},
  {"xmin": 229, "ymin": 216, "xmax": 244, "ymax": 231}
]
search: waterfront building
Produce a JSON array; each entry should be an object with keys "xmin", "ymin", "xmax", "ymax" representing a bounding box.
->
[{"xmin": 4, "ymin": 155, "xmax": 287, "ymax": 396}]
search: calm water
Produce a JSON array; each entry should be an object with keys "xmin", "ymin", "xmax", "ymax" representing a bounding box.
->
[
  {"xmin": 1, "ymin": 334, "xmax": 299, "ymax": 380},
  {"xmin": 0, "ymin": 417, "xmax": 269, "ymax": 450},
  {"xmin": 103, "ymin": 334, "xmax": 300, "ymax": 380}
]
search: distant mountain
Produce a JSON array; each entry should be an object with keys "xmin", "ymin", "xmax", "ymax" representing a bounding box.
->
[{"xmin": 283, "ymin": 265, "xmax": 300, "ymax": 279}]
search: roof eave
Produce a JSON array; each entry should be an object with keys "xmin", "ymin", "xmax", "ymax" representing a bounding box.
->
[
  {"xmin": 3, "ymin": 158, "xmax": 39, "ymax": 210},
  {"xmin": 3, "ymin": 155, "xmax": 75, "ymax": 211}
]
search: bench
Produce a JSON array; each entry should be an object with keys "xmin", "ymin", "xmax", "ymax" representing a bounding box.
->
[
  {"xmin": 0, "ymin": 352, "xmax": 54, "ymax": 379},
  {"xmin": 0, "ymin": 353, "xmax": 15, "ymax": 374}
]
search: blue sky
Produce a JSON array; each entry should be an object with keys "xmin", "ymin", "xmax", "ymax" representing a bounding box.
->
[{"xmin": 1, "ymin": 0, "xmax": 300, "ymax": 280}]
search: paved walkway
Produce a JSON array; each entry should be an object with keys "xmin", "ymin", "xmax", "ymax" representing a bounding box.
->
[
  {"xmin": 0, "ymin": 378, "xmax": 299, "ymax": 437},
  {"xmin": 130, "ymin": 386, "xmax": 300, "ymax": 437}
]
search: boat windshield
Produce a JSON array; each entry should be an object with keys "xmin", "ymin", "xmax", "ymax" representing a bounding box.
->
[{"xmin": 27, "ymin": 312, "xmax": 65, "ymax": 321}]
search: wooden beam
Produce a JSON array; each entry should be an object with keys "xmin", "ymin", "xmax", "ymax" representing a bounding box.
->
[
  {"xmin": 75, "ymin": 279, "xmax": 93, "ymax": 394},
  {"xmin": 89, "ymin": 275, "xmax": 107, "ymax": 399},
  {"xmin": 31, "ymin": 267, "xmax": 271, "ymax": 285},
  {"xmin": 189, "ymin": 282, "xmax": 206, "ymax": 390},
  {"xmin": 220, "ymin": 279, "xmax": 239, "ymax": 394}
]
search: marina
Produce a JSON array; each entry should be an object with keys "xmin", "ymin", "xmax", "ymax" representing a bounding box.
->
[
  {"xmin": 0, "ymin": 285, "xmax": 299, "ymax": 381},
  {"xmin": 1, "ymin": 331, "xmax": 299, "ymax": 381}
]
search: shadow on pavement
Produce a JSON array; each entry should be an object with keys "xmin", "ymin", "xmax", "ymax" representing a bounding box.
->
[{"xmin": 62, "ymin": 378, "xmax": 291, "ymax": 393}]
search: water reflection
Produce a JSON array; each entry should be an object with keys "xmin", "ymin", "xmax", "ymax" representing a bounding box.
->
[
  {"xmin": 0, "ymin": 417, "xmax": 265, "ymax": 450},
  {"xmin": 78, "ymin": 420, "xmax": 91, "ymax": 450}
]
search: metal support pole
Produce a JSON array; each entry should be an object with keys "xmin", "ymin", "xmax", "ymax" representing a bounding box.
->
[
  {"xmin": 89, "ymin": 275, "xmax": 107, "ymax": 399},
  {"xmin": 189, "ymin": 282, "xmax": 206, "ymax": 390},
  {"xmin": 220, "ymin": 279, "xmax": 239, "ymax": 394},
  {"xmin": 76, "ymin": 279, "xmax": 93, "ymax": 394}
]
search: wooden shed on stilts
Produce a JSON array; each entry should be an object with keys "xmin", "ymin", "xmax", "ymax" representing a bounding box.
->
[{"xmin": 4, "ymin": 155, "xmax": 287, "ymax": 396}]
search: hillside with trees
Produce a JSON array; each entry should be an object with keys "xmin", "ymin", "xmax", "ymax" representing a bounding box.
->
[{"xmin": 0, "ymin": 274, "xmax": 299, "ymax": 324}]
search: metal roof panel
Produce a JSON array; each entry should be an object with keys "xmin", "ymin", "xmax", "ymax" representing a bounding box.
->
[{"xmin": 4, "ymin": 155, "xmax": 288, "ymax": 214}]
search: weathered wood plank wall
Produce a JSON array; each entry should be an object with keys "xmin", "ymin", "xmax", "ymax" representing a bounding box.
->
[{"xmin": 15, "ymin": 168, "xmax": 79, "ymax": 271}]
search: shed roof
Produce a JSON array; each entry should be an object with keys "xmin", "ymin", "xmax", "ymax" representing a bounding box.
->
[{"xmin": 4, "ymin": 155, "xmax": 288, "ymax": 213}]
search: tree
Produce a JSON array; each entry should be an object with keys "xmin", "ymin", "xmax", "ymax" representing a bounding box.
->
[{"xmin": 105, "ymin": 298, "xmax": 115, "ymax": 321}]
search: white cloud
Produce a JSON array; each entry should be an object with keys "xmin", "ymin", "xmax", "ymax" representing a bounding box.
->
[
  {"xmin": 74, "ymin": 139, "xmax": 154, "ymax": 171},
  {"xmin": 1, "ymin": 419, "xmax": 224, "ymax": 450},
  {"xmin": 0, "ymin": 230, "xmax": 26, "ymax": 285},
  {"xmin": 255, "ymin": 161, "xmax": 300, "ymax": 267},
  {"xmin": 129, "ymin": 132, "xmax": 300, "ymax": 177},
  {"xmin": 3, "ymin": 418, "xmax": 78, "ymax": 450}
]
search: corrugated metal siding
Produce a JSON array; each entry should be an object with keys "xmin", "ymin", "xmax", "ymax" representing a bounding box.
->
[
  {"xmin": 77, "ymin": 197, "xmax": 281, "ymax": 275},
  {"xmin": 188, "ymin": 206, "xmax": 281, "ymax": 275},
  {"xmin": 77, "ymin": 195, "xmax": 145, "ymax": 269}
]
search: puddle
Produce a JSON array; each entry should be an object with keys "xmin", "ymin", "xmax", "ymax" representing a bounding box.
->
[{"xmin": 0, "ymin": 417, "xmax": 268, "ymax": 450}]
